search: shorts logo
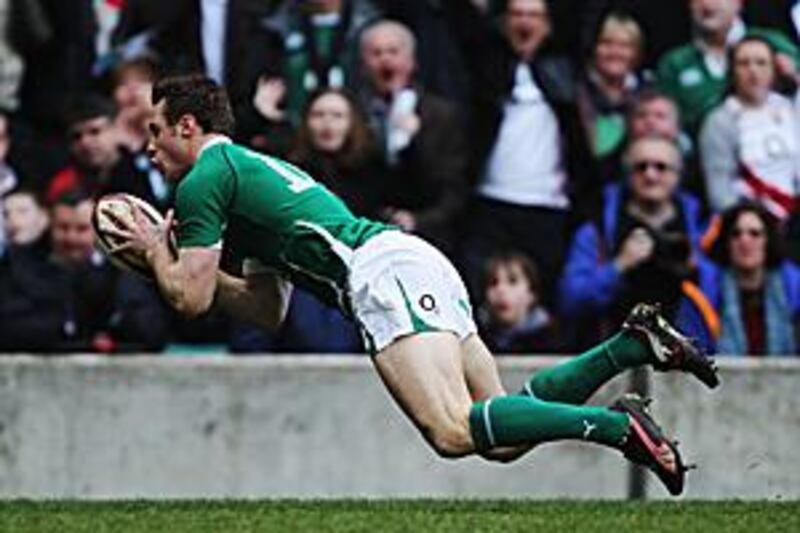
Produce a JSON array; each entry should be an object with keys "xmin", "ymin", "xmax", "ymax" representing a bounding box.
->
[{"xmin": 419, "ymin": 294, "xmax": 436, "ymax": 311}]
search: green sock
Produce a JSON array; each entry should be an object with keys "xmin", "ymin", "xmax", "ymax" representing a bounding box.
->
[
  {"xmin": 522, "ymin": 332, "xmax": 653, "ymax": 404},
  {"xmin": 469, "ymin": 395, "xmax": 629, "ymax": 452}
]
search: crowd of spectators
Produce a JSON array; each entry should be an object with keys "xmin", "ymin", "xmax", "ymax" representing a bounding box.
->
[{"xmin": 1, "ymin": 0, "xmax": 799, "ymax": 357}]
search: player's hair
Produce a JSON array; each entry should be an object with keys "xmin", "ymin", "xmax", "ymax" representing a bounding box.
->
[
  {"xmin": 289, "ymin": 87, "xmax": 377, "ymax": 170},
  {"xmin": 709, "ymin": 201, "xmax": 784, "ymax": 269},
  {"xmin": 151, "ymin": 74, "xmax": 235, "ymax": 136},
  {"xmin": 62, "ymin": 93, "xmax": 117, "ymax": 127}
]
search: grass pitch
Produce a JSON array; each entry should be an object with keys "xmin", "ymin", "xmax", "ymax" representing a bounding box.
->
[{"xmin": 0, "ymin": 500, "xmax": 797, "ymax": 532}]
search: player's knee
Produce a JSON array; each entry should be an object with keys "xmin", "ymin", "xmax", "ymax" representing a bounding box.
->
[{"xmin": 426, "ymin": 421, "xmax": 473, "ymax": 459}]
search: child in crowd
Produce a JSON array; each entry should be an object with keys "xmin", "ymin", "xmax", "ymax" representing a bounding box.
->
[
  {"xmin": 479, "ymin": 251, "xmax": 560, "ymax": 354},
  {"xmin": 2, "ymin": 187, "xmax": 50, "ymax": 250}
]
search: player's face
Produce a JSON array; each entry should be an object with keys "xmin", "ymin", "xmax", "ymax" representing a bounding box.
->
[
  {"xmin": 361, "ymin": 27, "xmax": 415, "ymax": 96},
  {"xmin": 486, "ymin": 262, "xmax": 536, "ymax": 328},
  {"xmin": 307, "ymin": 92, "xmax": 352, "ymax": 153},
  {"xmin": 689, "ymin": 0, "xmax": 740, "ymax": 35},
  {"xmin": 505, "ymin": 0, "xmax": 550, "ymax": 59},
  {"xmin": 594, "ymin": 27, "xmax": 638, "ymax": 81},
  {"xmin": 3, "ymin": 193, "xmax": 49, "ymax": 246},
  {"xmin": 733, "ymin": 41, "xmax": 774, "ymax": 105},
  {"xmin": 628, "ymin": 139, "xmax": 681, "ymax": 205},
  {"xmin": 50, "ymin": 200, "xmax": 97, "ymax": 265},
  {"xmin": 147, "ymin": 101, "xmax": 193, "ymax": 181},
  {"xmin": 629, "ymin": 98, "xmax": 680, "ymax": 140},
  {"xmin": 70, "ymin": 116, "xmax": 119, "ymax": 171},
  {"xmin": 729, "ymin": 211, "xmax": 767, "ymax": 273}
]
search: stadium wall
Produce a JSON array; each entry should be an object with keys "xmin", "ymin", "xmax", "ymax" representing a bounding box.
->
[{"xmin": 0, "ymin": 356, "xmax": 796, "ymax": 500}]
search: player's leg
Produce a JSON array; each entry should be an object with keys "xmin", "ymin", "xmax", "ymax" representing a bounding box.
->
[
  {"xmin": 460, "ymin": 333, "xmax": 532, "ymax": 462},
  {"xmin": 374, "ymin": 331, "xmax": 629, "ymax": 458},
  {"xmin": 373, "ymin": 332, "xmax": 475, "ymax": 457},
  {"xmin": 520, "ymin": 304, "xmax": 720, "ymax": 404},
  {"xmin": 374, "ymin": 332, "xmax": 686, "ymax": 494}
]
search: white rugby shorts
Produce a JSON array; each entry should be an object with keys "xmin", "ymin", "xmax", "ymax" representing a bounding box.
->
[{"xmin": 348, "ymin": 231, "xmax": 477, "ymax": 353}]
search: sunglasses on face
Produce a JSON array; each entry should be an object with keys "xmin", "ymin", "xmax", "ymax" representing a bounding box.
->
[{"xmin": 631, "ymin": 160, "xmax": 677, "ymax": 174}]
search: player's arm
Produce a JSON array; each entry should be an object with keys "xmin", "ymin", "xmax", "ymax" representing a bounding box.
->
[
  {"xmin": 111, "ymin": 206, "xmax": 221, "ymax": 318},
  {"xmin": 147, "ymin": 241, "xmax": 221, "ymax": 318},
  {"xmin": 215, "ymin": 270, "xmax": 293, "ymax": 332}
]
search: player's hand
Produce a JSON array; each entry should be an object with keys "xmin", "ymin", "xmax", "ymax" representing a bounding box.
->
[
  {"xmin": 105, "ymin": 202, "xmax": 176, "ymax": 263},
  {"xmin": 615, "ymin": 227, "xmax": 655, "ymax": 272},
  {"xmin": 253, "ymin": 76, "xmax": 286, "ymax": 121}
]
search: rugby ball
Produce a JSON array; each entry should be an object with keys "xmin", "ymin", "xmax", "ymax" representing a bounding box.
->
[{"xmin": 92, "ymin": 193, "xmax": 173, "ymax": 279}]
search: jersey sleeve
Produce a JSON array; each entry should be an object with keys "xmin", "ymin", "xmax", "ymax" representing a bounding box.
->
[{"xmin": 175, "ymin": 152, "xmax": 235, "ymax": 249}]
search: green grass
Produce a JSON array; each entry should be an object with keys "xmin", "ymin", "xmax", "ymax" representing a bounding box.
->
[{"xmin": 0, "ymin": 500, "xmax": 798, "ymax": 533}]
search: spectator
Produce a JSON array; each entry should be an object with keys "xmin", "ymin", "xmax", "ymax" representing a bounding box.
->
[
  {"xmin": 627, "ymin": 89, "xmax": 709, "ymax": 205},
  {"xmin": 559, "ymin": 134, "xmax": 717, "ymax": 350},
  {"xmin": 110, "ymin": 57, "xmax": 157, "ymax": 153},
  {"xmin": 375, "ymin": 0, "xmax": 474, "ymax": 112},
  {"xmin": 0, "ymin": 0, "xmax": 26, "ymax": 112},
  {"xmin": 46, "ymin": 93, "xmax": 169, "ymax": 210},
  {"xmin": 358, "ymin": 19, "xmax": 468, "ymax": 253},
  {"xmin": 16, "ymin": 0, "xmax": 98, "ymax": 131},
  {"xmin": 577, "ymin": 11, "xmax": 646, "ymax": 192},
  {"xmin": 657, "ymin": 0, "xmax": 800, "ymax": 136},
  {"xmin": 289, "ymin": 87, "xmax": 383, "ymax": 218},
  {"xmin": 109, "ymin": 58, "xmax": 171, "ymax": 209},
  {"xmin": 445, "ymin": 0, "xmax": 595, "ymax": 303},
  {"xmin": 628, "ymin": 89, "xmax": 683, "ymax": 141},
  {"xmin": 0, "ymin": 111, "xmax": 18, "ymax": 251},
  {"xmin": 2, "ymin": 186, "xmax": 49, "ymax": 251},
  {"xmin": 700, "ymin": 36, "xmax": 800, "ymax": 222},
  {"xmin": 112, "ymin": 0, "xmax": 272, "ymax": 109},
  {"xmin": 708, "ymin": 202, "xmax": 800, "ymax": 355},
  {"xmin": 547, "ymin": 0, "xmax": 692, "ymax": 70},
  {"xmin": 0, "ymin": 190, "xmax": 169, "ymax": 353},
  {"xmin": 478, "ymin": 251, "xmax": 559, "ymax": 354},
  {"xmin": 247, "ymin": 0, "xmax": 382, "ymax": 125}
]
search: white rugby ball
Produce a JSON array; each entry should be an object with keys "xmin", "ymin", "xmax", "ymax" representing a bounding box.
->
[{"xmin": 93, "ymin": 193, "xmax": 171, "ymax": 279}]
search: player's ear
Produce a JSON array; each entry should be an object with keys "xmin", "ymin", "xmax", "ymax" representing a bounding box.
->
[{"xmin": 177, "ymin": 114, "xmax": 198, "ymax": 138}]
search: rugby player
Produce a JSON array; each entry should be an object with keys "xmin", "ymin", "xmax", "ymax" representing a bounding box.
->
[{"xmin": 110, "ymin": 75, "xmax": 719, "ymax": 496}]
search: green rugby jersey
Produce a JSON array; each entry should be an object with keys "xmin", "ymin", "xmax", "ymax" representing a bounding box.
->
[{"xmin": 175, "ymin": 137, "xmax": 390, "ymax": 311}]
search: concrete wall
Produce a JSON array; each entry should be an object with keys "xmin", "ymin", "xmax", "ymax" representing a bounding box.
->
[{"xmin": 0, "ymin": 356, "xmax": 796, "ymax": 500}]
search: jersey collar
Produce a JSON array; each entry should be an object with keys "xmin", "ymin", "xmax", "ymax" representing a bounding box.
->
[{"xmin": 198, "ymin": 135, "xmax": 233, "ymax": 158}]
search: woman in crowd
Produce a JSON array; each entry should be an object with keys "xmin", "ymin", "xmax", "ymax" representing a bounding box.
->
[
  {"xmin": 709, "ymin": 202, "xmax": 800, "ymax": 356},
  {"xmin": 577, "ymin": 12, "xmax": 646, "ymax": 187},
  {"xmin": 700, "ymin": 36, "xmax": 800, "ymax": 223},
  {"xmin": 288, "ymin": 87, "xmax": 384, "ymax": 218}
]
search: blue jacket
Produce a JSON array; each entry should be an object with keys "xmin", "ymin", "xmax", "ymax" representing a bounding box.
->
[
  {"xmin": 559, "ymin": 185, "xmax": 718, "ymax": 351},
  {"xmin": 705, "ymin": 261, "xmax": 800, "ymax": 356}
]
